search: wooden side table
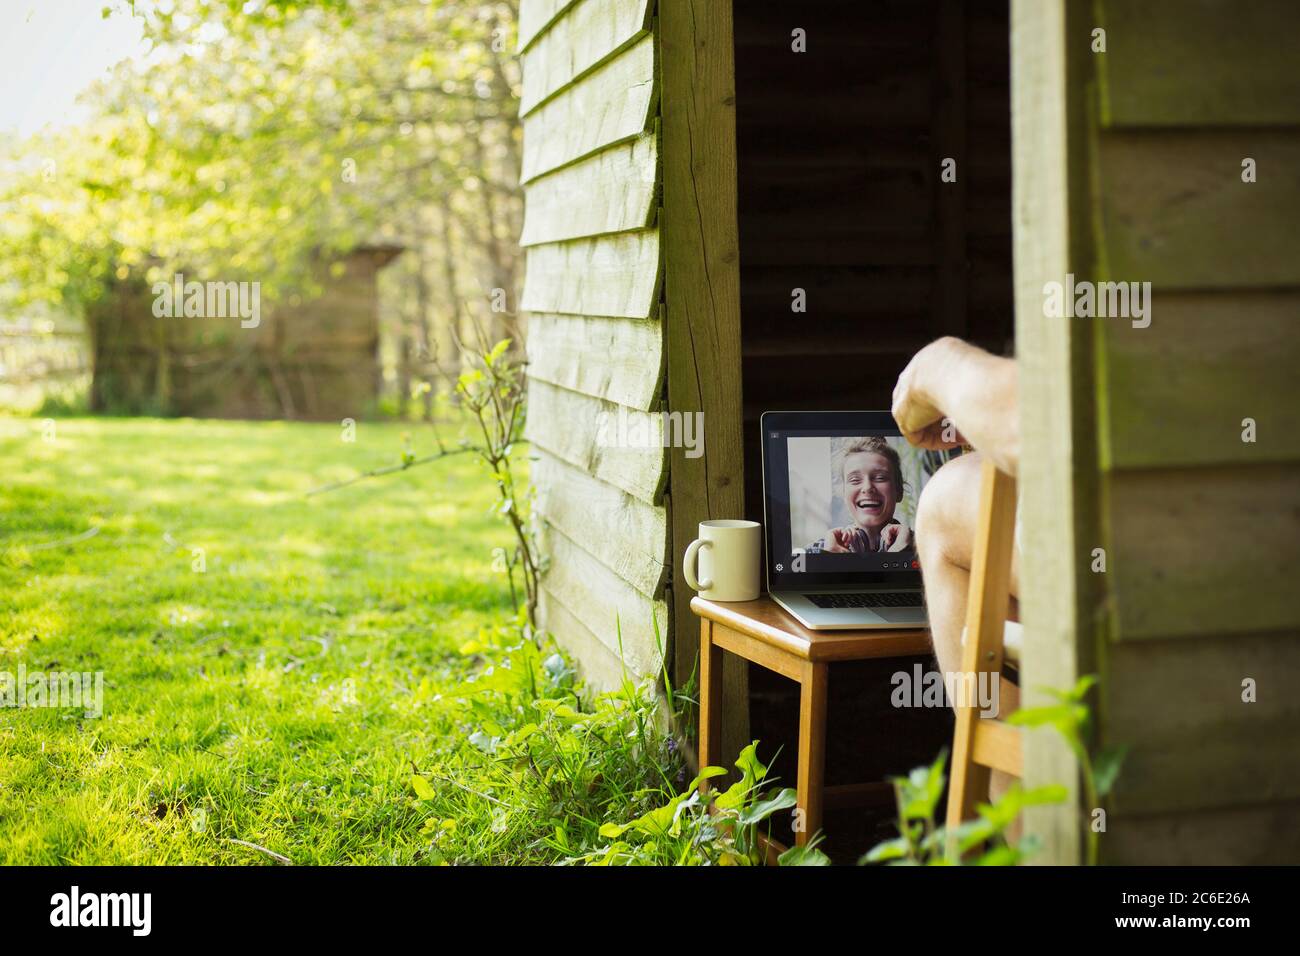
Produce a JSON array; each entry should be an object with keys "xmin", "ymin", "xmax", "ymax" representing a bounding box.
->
[{"xmin": 691, "ymin": 595, "xmax": 932, "ymax": 848}]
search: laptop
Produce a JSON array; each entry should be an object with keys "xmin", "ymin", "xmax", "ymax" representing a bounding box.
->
[{"xmin": 761, "ymin": 411, "xmax": 958, "ymax": 630}]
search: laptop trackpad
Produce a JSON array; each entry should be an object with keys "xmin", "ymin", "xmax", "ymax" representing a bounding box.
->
[{"xmin": 876, "ymin": 608, "xmax": 927, "ymax": 624}]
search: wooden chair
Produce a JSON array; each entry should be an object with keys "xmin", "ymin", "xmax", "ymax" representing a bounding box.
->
[{"xmin": 945, "ymin": 458, "xmax": 1022, "ymax": 836}]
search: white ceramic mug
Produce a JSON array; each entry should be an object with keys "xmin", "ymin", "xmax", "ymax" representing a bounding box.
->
[{"xmin": 682, "ymin": 519, "xmax": 762, "ymax": 602}]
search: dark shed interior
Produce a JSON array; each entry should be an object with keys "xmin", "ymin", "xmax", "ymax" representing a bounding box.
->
[{"xmin": 732, "ymin": 0, "xmax": 1014, "ymax": 855}]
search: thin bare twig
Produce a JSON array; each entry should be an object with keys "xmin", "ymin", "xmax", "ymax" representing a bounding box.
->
[
  {"xmin": 305, "ymin": 446, "xmax": 475, "ymax": 497},
  {"xmin": 422, "ymin": 772, "xmax": 519, "ymax": 811},
  {"xmin": 225, "ymin": 838, "xmax": 293, "ymax": 865},
  {"xmin": 22, "ymin": 526, "xmax": 101, "ymax": 552}
]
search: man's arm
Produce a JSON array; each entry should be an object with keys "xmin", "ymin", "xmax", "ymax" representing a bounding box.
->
[{"xmin": 891, "ymin": 337, "xmax": 1020, "ymax": 476}]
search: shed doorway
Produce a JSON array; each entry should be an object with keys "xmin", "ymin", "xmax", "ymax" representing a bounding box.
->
[{"xmin": 730, "ymin": 0, "xmax": 1015, "ymax": 853}]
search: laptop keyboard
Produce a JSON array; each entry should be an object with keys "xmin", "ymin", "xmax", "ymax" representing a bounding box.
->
[{"xmin": 807, "ymin": 591, "xmax": 924, "ymax": 609}]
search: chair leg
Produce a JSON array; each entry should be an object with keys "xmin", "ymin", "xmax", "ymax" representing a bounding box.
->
[
  {"xmin": 946, "ymin": 460, "xmax": 1017, "ymax": 845},
  {"xmin": 795, "ymin": 660, "xmax": 828, "ymax": 846},
  {"xmin": 698, "ymin": 619, "xmax": 724, "ymax": 788}
]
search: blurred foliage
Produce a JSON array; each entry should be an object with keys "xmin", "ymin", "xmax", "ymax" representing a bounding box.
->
[
  {"xmin": 862, "ymin": 748, "xmax": 1065, "ymax": 866},
  {"xmin": 1008, "ymin": 675, "xmax": 1128, "ymax": 866},
  {"xmin": 865, "ymin": 676, "xmax": 1127, "ymax": 865},
  {"xmin": 0, "ymin": 0, "xmax": 521, "ymax": 339}
]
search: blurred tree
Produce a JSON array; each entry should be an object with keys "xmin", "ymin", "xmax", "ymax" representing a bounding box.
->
[{"xmin": 0, "ymin": 0, "xmax": 522, "ymax": 409}]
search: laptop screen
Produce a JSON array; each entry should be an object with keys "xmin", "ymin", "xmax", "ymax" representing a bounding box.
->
[{"xmin": 761, "ymin": 411, "xmax": 963, "ymax": 590}]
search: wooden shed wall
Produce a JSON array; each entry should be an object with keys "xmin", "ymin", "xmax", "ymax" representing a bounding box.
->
[
  {"xmin": 89, "ymin": 249, "xmax": 395, "ymax": 421},
  {"xmin": 518, "ymin": 0, "xmax": 669, "ymax": 688},
  {"xmin": 1084, "ymin": 0, "xmax": 1300, "ymax": 863}
]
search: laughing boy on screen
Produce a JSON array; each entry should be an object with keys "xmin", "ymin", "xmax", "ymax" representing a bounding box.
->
[{"xmin": 811, "ymin": 437, "xmax": 914, "ymax": 554}]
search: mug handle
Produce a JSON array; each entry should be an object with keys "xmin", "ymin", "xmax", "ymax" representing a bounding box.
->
[{"xmin": 682, "ymin": 538, "xmax": 713, "ymax": 592}]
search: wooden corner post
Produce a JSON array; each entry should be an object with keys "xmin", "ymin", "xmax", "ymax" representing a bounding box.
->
[
  {"xmin": 660, "ymin": 0, "xmax": 749, "ymax": 762},
  {"xmin": 1011, "ymin": 0, "xmax": 1101, "ymax": 865}
]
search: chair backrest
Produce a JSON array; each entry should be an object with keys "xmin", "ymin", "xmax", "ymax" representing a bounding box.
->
[{"xmin": 945, "ymin": 457, "xmax": 1021, "ymax": 838}]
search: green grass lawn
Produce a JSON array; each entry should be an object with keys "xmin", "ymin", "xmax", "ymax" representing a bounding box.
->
[{"xmin": 0, "ymin": 415, "xmax": 518, "ymax": 864}]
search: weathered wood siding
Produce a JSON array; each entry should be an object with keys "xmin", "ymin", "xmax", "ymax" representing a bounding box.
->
[
  {"xmin": 89, "ymin": 248, "xmax": 398, "ymax": 420},
  {"xmin": 1041, "ymin": 0, "xmax": 1300, "ymax": 863},
  {"xmin": 518, "ymin": 0, "xmax": 667, "ymax": 688}
]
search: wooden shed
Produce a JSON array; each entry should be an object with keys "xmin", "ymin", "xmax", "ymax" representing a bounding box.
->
[
  {"xmin": 89, "ymin": 245, "xmax": 402, "ymax": 420},
  {"xmin": 518, "ymin": 0, "xmax": 1300, "ymax": 863}
]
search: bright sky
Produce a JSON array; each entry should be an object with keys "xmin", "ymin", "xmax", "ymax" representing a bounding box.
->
[{"xmin": 0, "ymin": 0, "xmax": 152, "ymax": 138}]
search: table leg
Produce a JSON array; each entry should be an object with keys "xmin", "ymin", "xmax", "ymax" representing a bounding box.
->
[
  {"xmin": 796, "ymin": 659, "xmax": 828, "ymax": 846},
  {"xmin": 698, "ymin": 618, "xmax": 725, "ymax": 789}
]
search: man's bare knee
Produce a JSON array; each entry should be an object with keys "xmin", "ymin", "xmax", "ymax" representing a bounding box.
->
[
  {"xmin": 917, "ymin": 450, "xmax": 1022, "ymax": 600},
  {"xmin": 915, "ymin": 452, "xmax": 982, "ymax": 569}
]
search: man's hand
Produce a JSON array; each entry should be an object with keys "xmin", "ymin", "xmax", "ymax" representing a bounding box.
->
[
  {"xmin": 880, "ymin": 523, "xmax": 912, "ymax": 552},
  {"xmin": 891, "ymin": 336, "xmax": 1020, "ymax": 475},
  {"xmin": 892, "ymin": 337, "xmax": 966, "ymax": 449},
  {"xmin": 901, "ymin": 418, "xmax": 967, "ymax": 451}
]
